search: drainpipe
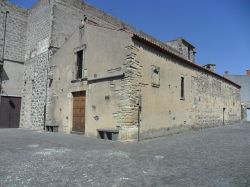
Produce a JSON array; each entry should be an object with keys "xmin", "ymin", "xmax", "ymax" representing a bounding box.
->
[
  {"xmin": 223, "ymin": 107, "xmax": 226, "ymax": 125},
  {"xmin": 137, "ymin": 94, "xmax": 142, "ymax": 142},
  {"xmin": 0, "ymin": 11, "xmax": 9, "ymax": 96}
]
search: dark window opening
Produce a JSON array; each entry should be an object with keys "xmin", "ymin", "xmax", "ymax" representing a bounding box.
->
[
  {"xmin": 181, "ymin": 77, "xmax": 185, "ymax": 99},
  {"xmin": 98, "ymin": 131, "xmax": 105, "ymax": 139},
  {"xmin": 97, "ymin": 130, "xmax": 119, "ymax": 141},
  {"xmin": 154, "ymin": 69, "xmax": 159, "ymax": 74},
  {"xmin": 76, "ymin": 50, "xmax": 83, "ymax": 79},
  {"xmin": 106, "ymin": 132, "xmax": 112, "ymax": 140},
  {"xmin": 151, "ymin": 65, "xmax": 160, "ymax": 87}
]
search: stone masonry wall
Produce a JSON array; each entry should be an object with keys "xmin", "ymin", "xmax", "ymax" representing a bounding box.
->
[
  {"xmin": 20, "ymin": 0, "xmax": 51, "ymax": 129},
  {"xmin": 165, "ymin": 39, "xmax": 195, "ymax": 63},
  {"xmin": 112, "ymin": 45, "xmax": 142, "ymax": 140},
  {"xmin": 191, "ymin": 73, "xmax": 241, "ymax": 127},
  {"xmin": 0, "ymin": 0, "xmax": 27, "ymax": 62},
  {"xmin": 20, "ymin": 62, "xmax": 33, "ymax": 128}
]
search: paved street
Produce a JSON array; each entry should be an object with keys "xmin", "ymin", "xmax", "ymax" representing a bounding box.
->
[{"xmin": 0, "ymin": 123, "xmax": 250, "ymax": 187}]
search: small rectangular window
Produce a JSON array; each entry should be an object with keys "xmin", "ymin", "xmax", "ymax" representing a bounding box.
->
[
  {"xmin": 151, "ymin": 65, "xmax": 160, "ymax": 88},
  {"xmin": 181, "ymin": 76, "xmax": 185, "ymax": 99},
  {"xmin": 76, "ymin": 50, "xmax": 83, "ymax": 79}
]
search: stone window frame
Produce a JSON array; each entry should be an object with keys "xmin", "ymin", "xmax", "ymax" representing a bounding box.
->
[
  {"xmin": 73, "ymin": 44, "xmax": 86, "ymax": 80},
  {"xmin": 151, "ymin": 65, "xmax": 160, "ymax": 88}
]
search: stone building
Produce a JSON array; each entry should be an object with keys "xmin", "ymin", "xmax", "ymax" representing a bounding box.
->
[
  {"xmin": 1, "ymin": 0, "xmax": 131, "ymax": 128},
  {"xmin": 225, "ymin": 70, "xmax": 250, "ymax": 121},
  {"xmin": 48, "ymin": 22, "xmax": 241, "ymax": 140},
  {"xmin": 0, "ymin": 0, "xmax": 241, "ymax": 140}
]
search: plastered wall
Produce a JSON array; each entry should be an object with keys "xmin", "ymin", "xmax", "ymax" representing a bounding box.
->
[{"xmin": 48, "ymin": 24, "xmax": 134, "ymax": 137}]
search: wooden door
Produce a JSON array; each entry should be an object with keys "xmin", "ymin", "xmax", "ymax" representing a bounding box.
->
[
  {"xmin": 0, "ymin": 96, "xmax": 21, "ymax": 128},
  {"xmin": 72, "ymin": 91, "xmax": 85, "ymax": 133}
]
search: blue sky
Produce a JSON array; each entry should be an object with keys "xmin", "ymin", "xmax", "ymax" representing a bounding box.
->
[{"xmin": 10, "ymin": 0, "xmax": 250, "ymax": 75}]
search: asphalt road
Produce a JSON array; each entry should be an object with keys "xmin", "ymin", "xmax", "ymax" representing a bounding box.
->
[{"xmin": 0, "ymin": 123, "xmax": 250, "ymax": 187}]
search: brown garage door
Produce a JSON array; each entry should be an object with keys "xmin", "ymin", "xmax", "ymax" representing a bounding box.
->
[
  {"xmin": 0, "ymin": 96, "xmax": 21, "ymax": 128},
  {"xmin": 72, "ymin": 91, "xmax": 85, "ymax": 133}
]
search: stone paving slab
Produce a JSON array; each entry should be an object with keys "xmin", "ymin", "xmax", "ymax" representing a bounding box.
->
[{"xmin": 0, "ymin": 123, "xmax": 250, "ymax": 187}]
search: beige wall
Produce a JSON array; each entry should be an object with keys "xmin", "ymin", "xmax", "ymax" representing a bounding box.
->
[
  {"xmin": 87, "ymin": 80, "xmax": 121, "ymax": 136},
  {"xmin": 1, "ymin": 60, "xmax": 24, "ymax": 96},
  {"xmin": 134, "ymin": 41, "xmax": 241, "ymax": 139},
  {"xmin": 49, "ymin": 23, "xmax": 133, "ymax": 136}
]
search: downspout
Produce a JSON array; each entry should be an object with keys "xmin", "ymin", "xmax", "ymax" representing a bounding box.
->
[
  {"xmin": 137, "ymin": 93, "xmax": 142, "ymax": 141},
  {"xmin": 223, "ymin": 107, "xmax": 226, "ymax": 125},
  {"xmin": 0, "ymin": 11, "xmax": 9, "ymax": 97}
]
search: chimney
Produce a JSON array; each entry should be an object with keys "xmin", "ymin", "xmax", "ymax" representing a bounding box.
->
[
  {"xmin": 203, "ymin": 64, "xmax": 216, "ymax": 73},
  {"xmin": 246, "ymin": 70, "xmax": 250, "ymax": 75}
]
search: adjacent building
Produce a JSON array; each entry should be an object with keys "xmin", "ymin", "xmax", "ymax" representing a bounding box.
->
[
  {"xmin": 0, "ymin": 0, "xmax": 242, "ymax": 140},
  {"xmin": 225, "ymin": 70, "xmax": 250, "ymax": 121}
]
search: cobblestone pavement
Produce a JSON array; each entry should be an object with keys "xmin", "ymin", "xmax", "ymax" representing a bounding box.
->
[{"xmin": 0, "ymin": 123, "xmax": 250, "ymax": 187}]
